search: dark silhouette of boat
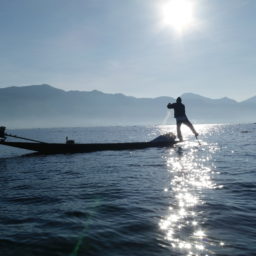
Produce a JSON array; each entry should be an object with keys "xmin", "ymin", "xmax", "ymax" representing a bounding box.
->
[{"xmin": 0, "ymin": 126, "xmax": 177, "ymax": 154}]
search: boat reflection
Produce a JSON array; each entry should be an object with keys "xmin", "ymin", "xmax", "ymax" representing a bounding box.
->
[{"xmin": 159, "ymin": 127, "xmax": 223, "ymax": 255}]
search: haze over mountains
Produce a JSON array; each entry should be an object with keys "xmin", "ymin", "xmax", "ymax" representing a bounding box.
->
[{"xmin": 0, "ymin": 84, "xmax": 255, "ymax": 128}]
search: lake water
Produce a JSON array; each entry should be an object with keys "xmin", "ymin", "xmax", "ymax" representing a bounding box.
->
[{"xmin": 0, "ymin": 124, "xmax": 255, "ymax": 256}]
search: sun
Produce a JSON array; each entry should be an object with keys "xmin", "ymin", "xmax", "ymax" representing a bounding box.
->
[{"xmin": 159, "ymin": 0, "xmax": 196, "ymax": 33}]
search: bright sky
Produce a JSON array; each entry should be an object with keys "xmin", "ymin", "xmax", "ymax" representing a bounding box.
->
[{"xmin": 0, "ymin": 0, "xmax": 255, "ymax": 101}]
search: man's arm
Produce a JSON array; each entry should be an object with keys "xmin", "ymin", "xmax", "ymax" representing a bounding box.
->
[{"xmin": 167, "ymin": 103, "xmax": 174, "ymax": 109}]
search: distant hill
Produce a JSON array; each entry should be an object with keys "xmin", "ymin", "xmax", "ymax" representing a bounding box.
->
[
  {"xmin": 241, "ymin": 95, "xmax": 256, "ymax": 105},
  {"xmin": 0, "ymin": 84, "xmax": 255, "ymax": 128}
]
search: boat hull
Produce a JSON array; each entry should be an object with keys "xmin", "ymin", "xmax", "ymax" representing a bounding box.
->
[{"xmin": 0, "ymin": 141, "xmax": 177, "ymax": 154}]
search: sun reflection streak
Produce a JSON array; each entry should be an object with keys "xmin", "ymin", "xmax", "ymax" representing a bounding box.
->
[{"xmin": 159, "ymin": 124, "xmax": 223, "ymax": 255}]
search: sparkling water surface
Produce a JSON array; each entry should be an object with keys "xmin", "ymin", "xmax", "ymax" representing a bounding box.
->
[{"xmin": 0, "ymin": 124, "xmax": 255, "ymax": 256}]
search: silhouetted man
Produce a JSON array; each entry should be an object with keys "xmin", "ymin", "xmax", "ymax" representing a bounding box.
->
[{"xmin": 167, "ymin": 97, "xmax": 198, "ymax": 141}]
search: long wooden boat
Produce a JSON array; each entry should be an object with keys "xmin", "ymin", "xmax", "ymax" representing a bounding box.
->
[
  {"xmin": 0, "ymin": 127, "xmax": 177, "ymax": 154},
  {"xmin": 0, "ymin": 140, "xmax": 177, "ymax": 154}
]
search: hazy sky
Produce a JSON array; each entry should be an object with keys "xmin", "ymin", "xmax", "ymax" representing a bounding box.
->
[{"xmin": 0, "ymin": 0, "xmax": 255, "ymax": 101}]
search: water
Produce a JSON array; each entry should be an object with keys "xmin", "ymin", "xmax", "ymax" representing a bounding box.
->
[{"xmin": 0, "ymin": 124, "xmax": 255, "ymax": 256}]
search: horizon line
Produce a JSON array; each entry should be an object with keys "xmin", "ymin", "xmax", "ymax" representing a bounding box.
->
[{"xmin": 0, "ymin": 83, "xmax": 255, "ymax": 103}]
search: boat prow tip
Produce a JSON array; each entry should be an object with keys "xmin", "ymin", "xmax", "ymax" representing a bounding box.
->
[{"xmin": 0, "ymin": 126, "xmax": 6, "ymax": 141}]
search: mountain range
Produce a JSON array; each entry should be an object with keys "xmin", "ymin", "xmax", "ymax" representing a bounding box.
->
[{"xmin": 0, "ymin": 84, "xmax": 255, "ymax": 128}]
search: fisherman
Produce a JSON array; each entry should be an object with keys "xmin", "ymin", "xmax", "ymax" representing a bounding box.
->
[{"xmin": 167, "ymin": 97, "xmax": 199, "ymax": 141}]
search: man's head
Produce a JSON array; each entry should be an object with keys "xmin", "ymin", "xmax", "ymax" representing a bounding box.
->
[{"xmin": 176, "ymin": 97, "xmax": 182, "ymax": 103}]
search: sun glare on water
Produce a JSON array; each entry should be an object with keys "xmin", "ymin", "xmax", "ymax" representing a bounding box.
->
[
  {"xmin": 159, "ymin": 0, "xmax": 197, "ymax": 34},
  {"xmin": 158, "ymin": 125, "xmax": 225, "ymax": 255}
]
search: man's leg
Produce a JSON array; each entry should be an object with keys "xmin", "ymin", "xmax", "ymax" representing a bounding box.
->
[
  {"xmin": 184, "ymin": 120, "xmax": 199, "ymax": 137},
  {"xmin": 176, "ymin": 121, "xmax": 183, "ymax": 141}
]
